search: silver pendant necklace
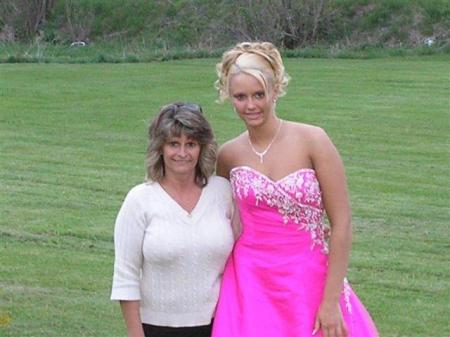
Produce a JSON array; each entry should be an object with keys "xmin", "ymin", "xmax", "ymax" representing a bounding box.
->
[{"xmin": 248, "ymin": 119, "xmax": 283, "ymax": 163}]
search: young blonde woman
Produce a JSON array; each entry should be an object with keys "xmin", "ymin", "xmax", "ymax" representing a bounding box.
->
[
  {"xmin": 111, "ymin": 102, "xmax": 234, "ymax": 337},
  {"xmin": 211, "ymin": 42, "xmax": 379, "ymax": 337}
]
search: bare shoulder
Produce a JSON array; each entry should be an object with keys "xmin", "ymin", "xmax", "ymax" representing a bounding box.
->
[
  {"xmin": 218, "ymin": 138, "xmax": 237, "ymax": 160},
  {"xmin": 306, "ymin": 124, "xmax": 332, "ymax": 149},
  {"xmin": 285, "ymin": 121, "xmax": 330, "ymax": 146},
  {"xmin": 218, "ymin": 135, "xmax": 242, "ymax": 164},
  {"xmin": 217, "ymin": 133, "xmax": 247, "ymax": 179},
  {"xmin": 293, "ymin": 123, "xmax": 342, "ymax": 173}
]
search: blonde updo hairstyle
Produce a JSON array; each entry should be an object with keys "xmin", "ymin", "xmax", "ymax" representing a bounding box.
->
[{"xmin": 215, "ymin": 42, "xmax": 290, "ymax": 102}]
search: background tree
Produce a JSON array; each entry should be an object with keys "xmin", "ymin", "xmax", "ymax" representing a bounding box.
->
[{"xmin": 0, "ymin": 0, "xmax": 56, "ymax": 40}]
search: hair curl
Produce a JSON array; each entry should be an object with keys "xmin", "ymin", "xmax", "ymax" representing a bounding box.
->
[
  {"xmin": 215, "ymin": 41, "xmax": 290, "ymax": 102},
  {"xmin": 145, "ymin": 102, "xmax": 217, "ymax": 187}
]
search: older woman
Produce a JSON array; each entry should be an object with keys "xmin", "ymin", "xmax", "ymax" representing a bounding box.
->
[{"xmin": 111, "ymin": 102, "xmax": 234, "ymax": 337}]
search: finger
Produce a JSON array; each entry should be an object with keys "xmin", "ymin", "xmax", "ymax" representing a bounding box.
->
[
  {"xmin": 341, "ymin": 321, "xmax": 348, "ymax": 337},
  {"xmin": 330, "ymin": 326, "xmax": 337, "ymax": 337},
  {"xmin": 327, "ymin": 324, "xmax": 341, "ymax": 337},
  {"xmin": 312, "ymin": 318, "xmax": 320, "ymax": 335}
]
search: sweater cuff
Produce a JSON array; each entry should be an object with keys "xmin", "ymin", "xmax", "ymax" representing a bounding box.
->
[{"xmin": 110, "ymin": 286, "xmax": 141, "ymax": 301}]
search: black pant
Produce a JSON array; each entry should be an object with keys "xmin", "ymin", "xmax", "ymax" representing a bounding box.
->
[{"xmin": 142, "ymin": 322, "xmax": 212, "ymax": 337}]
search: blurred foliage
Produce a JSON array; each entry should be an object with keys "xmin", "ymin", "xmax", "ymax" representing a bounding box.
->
[{"xmin": 0, "ymin": 0, "xmax": 449, "ymax": 50}]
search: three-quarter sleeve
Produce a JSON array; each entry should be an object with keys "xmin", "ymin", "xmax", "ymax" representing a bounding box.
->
[{"xmin": 111, "ymin": 189, "xmax": 146, "ymax": 300}]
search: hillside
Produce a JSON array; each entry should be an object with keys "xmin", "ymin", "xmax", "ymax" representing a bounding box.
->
[{"xmin": 1, "ymin": 0, "xmax": 449, "ymax": 50}]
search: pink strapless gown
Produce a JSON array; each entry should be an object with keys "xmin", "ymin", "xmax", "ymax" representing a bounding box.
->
[{"xmin": 212, "ymin": 166, "xmax": 379, "ymax": 337}]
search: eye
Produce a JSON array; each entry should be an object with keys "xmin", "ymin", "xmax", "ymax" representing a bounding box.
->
[
  {"xmin": 168, "ymin": 141, "xmax": 179, "ymax": 147},
  {"xmin": 255, "ymin": 91, "xmax": 265, "ymax": 99},
  {"xmin": 186, "ymin": 141, "xmax": 199, "ymax": 148},
  {"xmin": 233, "ymin": 94, "xmax": 246, "ymax": 101}
]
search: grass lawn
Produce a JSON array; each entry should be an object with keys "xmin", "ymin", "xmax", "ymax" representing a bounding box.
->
[{"xmin": 0, "ymin": 55, "xmax": 449, "ymax": 336}]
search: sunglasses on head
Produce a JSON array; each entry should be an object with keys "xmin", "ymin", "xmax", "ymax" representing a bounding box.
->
[
  {"xmin": 155, "ymin": 102, "xmax": 203, "ymax": 129},
  {"xmin": 172, "ymin": 102, "xmax": 203, "ymax": 114}
]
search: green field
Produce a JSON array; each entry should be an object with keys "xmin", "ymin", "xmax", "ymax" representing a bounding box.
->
[{"xmin": 1, "ymin": 55, "xmax": 449, "ymax": 336}]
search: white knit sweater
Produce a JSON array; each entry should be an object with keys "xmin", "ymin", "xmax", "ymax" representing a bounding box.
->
[{"xmin": 111, "ymin": 176, "xmax": 234, "ymax": 327}]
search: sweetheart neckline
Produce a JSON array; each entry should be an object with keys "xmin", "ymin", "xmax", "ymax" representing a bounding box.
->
[{"xmin": 230, "ymin": 165, "xmax": 316, "ymax": 184}]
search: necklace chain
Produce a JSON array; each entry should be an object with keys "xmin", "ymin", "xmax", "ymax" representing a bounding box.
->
[{"xmin": 248, "ymin": 119, "xmax": 283, "ymax": 163}]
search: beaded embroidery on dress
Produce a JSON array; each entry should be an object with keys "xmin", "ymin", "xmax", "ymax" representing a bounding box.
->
[
  {"xmin": 231, "ymin": 166, "xmax": 330, "ymax": 253},
  {"xmin": 212, "ymin": 166, "xmax": 379, "ymax": 337}
]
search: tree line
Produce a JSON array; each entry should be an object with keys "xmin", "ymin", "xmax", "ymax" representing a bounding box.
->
[{"xmin": 0, "ymin": 0, "xmax": 448, "ymax": 49}]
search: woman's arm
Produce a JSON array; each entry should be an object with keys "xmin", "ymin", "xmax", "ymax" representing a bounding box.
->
[
  {"xmin": 111, "ymin": 189, "xmax": 147, "ymax": 336},
  {"xmin": 120, "ymin": 300, "xmax": 145, "ymax": 337},
  {"xmin": 217, "ymin": 141, "xmax": 242, "ymax": 238},
  {"xmin": 230, "ymin": 201, "xmax": 242, "ymax": 239},
  {"xmin": 310, "ymin": 127, "xmax": 352, "ymax": 337}
]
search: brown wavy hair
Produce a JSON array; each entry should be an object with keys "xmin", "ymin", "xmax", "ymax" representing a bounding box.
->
[{"xmin": 145, "ymin": 102, "xmax": 217, "ymax": 187}]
